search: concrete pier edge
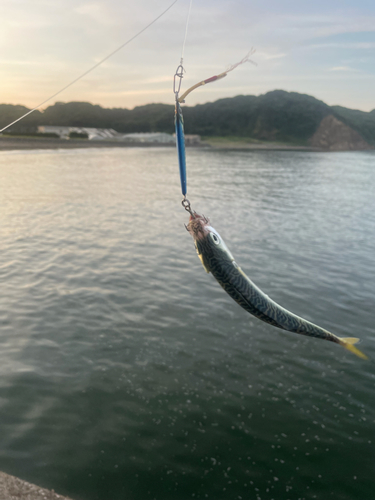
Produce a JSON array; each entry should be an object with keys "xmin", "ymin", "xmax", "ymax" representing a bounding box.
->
[{"xmin": 0, "ymin": 471, "xmax": 74, "ymax": 500}]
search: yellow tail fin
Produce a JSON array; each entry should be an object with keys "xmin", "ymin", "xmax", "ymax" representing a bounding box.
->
[{"xmin": 340, "ymin": 337, "xmax": 368, "ymax": 360}]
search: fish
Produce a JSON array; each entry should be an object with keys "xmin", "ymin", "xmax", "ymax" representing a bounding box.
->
[{"xmin": 186, "ymin": 212, "xmax": 368, "ymax": 360}]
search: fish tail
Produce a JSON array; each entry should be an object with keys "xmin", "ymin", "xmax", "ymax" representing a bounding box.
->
[{"xmin": 339, "ymin": 337, "xmax": 368, "ymax": 360}]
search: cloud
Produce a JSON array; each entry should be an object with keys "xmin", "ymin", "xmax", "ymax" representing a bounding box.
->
[
  {"xmin": 74, "ymin": 2, "xmax": 118, "ymax": 25},
  {"xmin": 255, "ymin": 51, "xmax": 287, "ymax": 61},
  {"xmin": 329, "ymin": 66, "xmax": 355, "ymax": 71},
  {"xmin": 305, "ymin": 42, "xmax": 375, "ymax": 51}
]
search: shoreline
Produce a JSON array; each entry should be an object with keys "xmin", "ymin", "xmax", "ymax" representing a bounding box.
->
[
  {"xmin": 1, "ymin": 136, "xmax": 372, "ymax": 152},
  {"xmin": 0, "ymin": 136, "xmax": 319, "ymax": 152},
  {"xmin": 0, "ymin": 136, "xmax": 176, "ymax": 151}
]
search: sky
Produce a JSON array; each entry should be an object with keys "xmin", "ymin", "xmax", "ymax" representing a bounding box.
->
[{"xmin": 1, "ymin": 0, "xmax": 375, "ymax": 112}]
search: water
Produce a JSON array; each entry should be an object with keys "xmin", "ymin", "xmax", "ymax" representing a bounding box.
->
[{"xmin": 0, "ymin": 147, "xmax": 374, "ymax": 500}]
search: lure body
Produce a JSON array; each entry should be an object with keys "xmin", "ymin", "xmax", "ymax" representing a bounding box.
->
[
  {"xmin": 187, "ymin": 213, "xmax": 367, "ymax": 359},
  {"xmin": 175, "ymin": 101, "xmax": 187, "ymax": 197}
]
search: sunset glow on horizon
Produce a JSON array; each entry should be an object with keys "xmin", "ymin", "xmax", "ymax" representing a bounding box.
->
[{"xmin": 1, "ymin": 0, "xmax": 375, "ymax": 112}]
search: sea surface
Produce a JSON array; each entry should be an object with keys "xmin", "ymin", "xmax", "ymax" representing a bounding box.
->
[{"xmin": 0, "ymin": 147, "xmax": 374, "ymax": 500}]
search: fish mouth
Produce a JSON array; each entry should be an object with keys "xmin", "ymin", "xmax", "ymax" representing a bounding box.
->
[{"xmin": 186, "ymin": 212, "xmax": 210, "ymax": 241}]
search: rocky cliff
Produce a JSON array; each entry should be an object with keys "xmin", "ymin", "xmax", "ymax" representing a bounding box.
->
[{"xmin": 309, "ymin": 115, "xmax": 373, "ymax": 151}]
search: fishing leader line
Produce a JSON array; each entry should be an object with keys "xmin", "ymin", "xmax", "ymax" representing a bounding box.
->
[
  {"xmin": 0, "ymin": 0, "xmax": 180, "ymax": 134},
  {"xmin": 180, "ymin": 0, "xmax": 193, "ymax": 67},
  {"xmin": 174, "ymin": 0, "xmax": 193, "ymax": 213}
]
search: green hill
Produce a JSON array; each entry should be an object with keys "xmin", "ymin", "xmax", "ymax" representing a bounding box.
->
[
  {"xmin": 1, "ymin": 91, "xmax": 374, "ymax": 147},
  {"xmin": 182, "ymin": 91, "xmax": 332, "ymax": 143},
  {"xmin": 0, "ymin": 104, "xmax": 42, "ymax": 132}
]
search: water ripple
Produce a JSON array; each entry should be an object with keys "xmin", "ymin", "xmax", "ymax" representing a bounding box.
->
[{"xmin": 0, "ymin": 148, "xmax": 374, "ymax": 500}]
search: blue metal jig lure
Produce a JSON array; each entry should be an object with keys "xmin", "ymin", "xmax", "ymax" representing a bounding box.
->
[{"xmin": 175, "ymin": 100, "xmax": 187, "ymax": 197}]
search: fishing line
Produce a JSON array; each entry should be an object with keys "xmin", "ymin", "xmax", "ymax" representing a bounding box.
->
[
  {"xmin": 180, "ymin": 0, "xmax": 193, "ymax": 66},
  {"xmin": 0, "ymin": 0, "xmax": 179, "ymax": 134}
]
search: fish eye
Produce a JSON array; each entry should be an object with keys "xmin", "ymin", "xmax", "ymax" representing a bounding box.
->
[{"xmin": 211, "ymin": 233, "xmax": 220, "ymax": 245}]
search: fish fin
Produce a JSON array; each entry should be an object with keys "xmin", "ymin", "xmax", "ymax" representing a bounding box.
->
[
  {"xmin": 198, "ymin": 253, "xmax": 210, "ymax": 273},
  {"xmin": 343, "ymin": 337, "xmax": 361, "ymax": 344},
  {"xmin": 340, "ymin": 337, "xmax": 368, "ymax": 360},
  {"xmin": 195, "ymin": 243, "xmax": 210, "ymax": 273}
]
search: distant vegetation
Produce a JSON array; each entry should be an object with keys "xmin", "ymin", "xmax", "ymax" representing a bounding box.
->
[
  {"xmin": 0, "ymin": 104, "xmax": 42, "ymax": 134},
  {"xmin": 1, "ymin": 91, "xmax": 374, "ymax": 145},
  {"xmin": 69, "ymin": 131, "xmax": 88, "ymax": 139},
  {"xmin": 3, "ymin": 131, "xmax": 59, "ymax": 138}
]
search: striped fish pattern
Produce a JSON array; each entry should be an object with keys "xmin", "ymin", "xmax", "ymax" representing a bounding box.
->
[{"xmin": 187, "ymin": 213, "xmax": 367, "ymax": 360}]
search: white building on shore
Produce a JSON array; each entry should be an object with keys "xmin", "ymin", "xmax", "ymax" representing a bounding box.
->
[
  {"xmin": 38, "ymin": 126, "xmax": 179, "ymax": 144},
  {"xmin": 118, "ymin": 132, "xmax": 175, "ymax": 144},
  {"xmin": 38, "ymin": 126, "xmax": 118, "ymax": 140}
]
